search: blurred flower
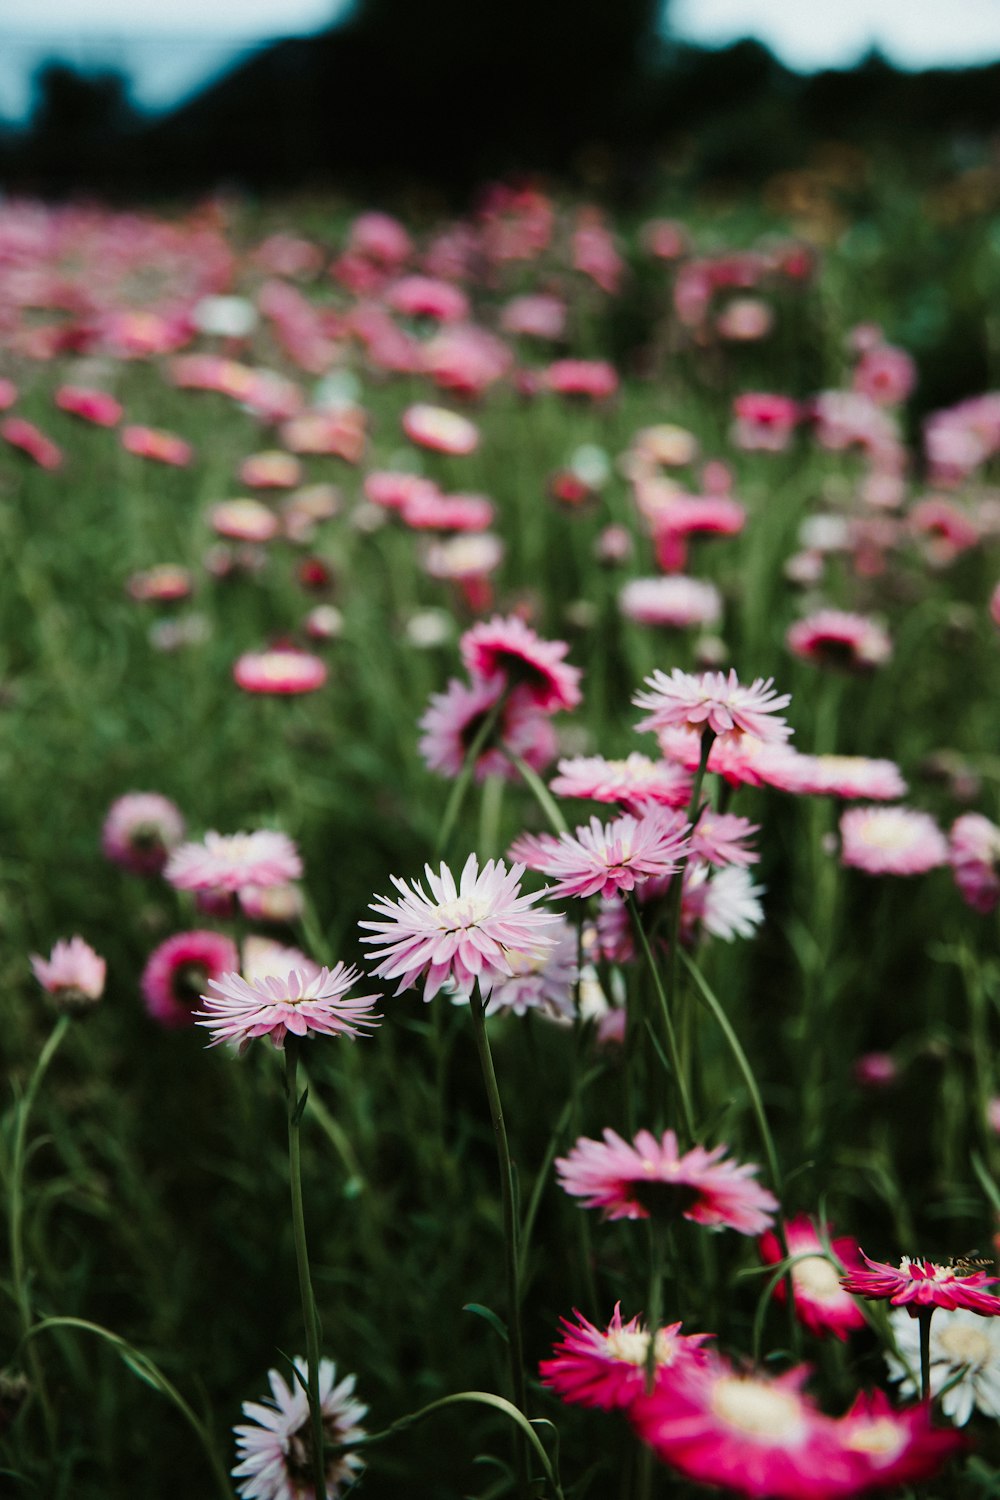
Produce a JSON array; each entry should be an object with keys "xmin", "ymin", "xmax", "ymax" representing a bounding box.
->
[
  {"xmin": 634, "ymin": 668, "xmax": 792, "ymax": 744},
  {"xmin": 841, "ymin": 1254, "xmax": 1000, "ymax": 1316},
  {"xmin": 239, "ymin": 451, "xmax": 302, "ymax": 489},
  {"xmin": 233, "ymin": 1357, "xmax": 367, "ymax": 1499},
  {"xmin": 540, "ymin": 1304, "xmax": 711, "ymax": 1410},
  {"xmin": 835, "ymin": 1387, "xmax": 964, "ymax": 1489},
  {"xmin": 121, "ymin": 425, "xmax": 192, "ymax": 467},
  {"xmin": 759, "ymin": 1216, "xmax": 866, "ymax": 1341},
  {"xmin": 886, "ymin": 1305, "xmax": 1000, "ymax": 1424},
  {"xmin": 192, "ymin": 295, "xmax": 258, "ymax": 339},
  {"xmin": 619, "ymin": 576, "xmax": 722, "ymax": 630},
  {"xmin": 402, "ymin": 403, "xmax": 479, "ymax": 455},
  {"xmin": 54, "ymin": 385, "xmax": 122, "ymax": 427},
  {"xmin": 141, "ymin": 930, "xmax": 238, "ymax": 1029},
  {"xmin": 240, "ymin": 936, "xmax": 319, "ymax": 988},
  {"xmin": 949, "ymin": 813, "xmax": 1000, "ymax": 914},
  {"xmin": 787, "ymin": 610, "xmax": 891, "ymax": 672},
  {"xmin": 386, "ymin": 274, "xmax": 468, "ymax": 323},
  {"xmin": 731, "ymin": 392, "xmax": 799, "ymax": 452},
  {"xmin": 31, "ymin": 936, "xmax": 106, "ymax": 1012},
  {"xmin": 233, "ymin": 649, "xmax": 327, "ymax": 695},
  {"xmin": 418, "ymin": 673, "xmax": 557, "ymax": 783},
  {"xmin": 545, "ymin": 359, "xmax": 618, "ymax": 401},
  {"xmin": 210, "ymin": 499, "xmax": 280, "ymax": 544},
  {"xmin": 239, "ymin": 883, "xmax": 305, "ymax": 924},
  {"xmin": 853, "ymin": 1052, "xmax": 898, "ymax": 1089},
  {"xmin": 690, "ymin": 812, "xmax": 759, "ymax": 867},
  {"xmin": 511, "ymin": 810, "xmax": 690, "ymax": 901},
  {"xmin": 853, "ymin": 343, "xmax": 916, "ymax": 406},
  {"xmin": 500, "ymin": 293, "xmax": 566, "ymax": 340},
  {"xmin": 2, "ymin": 416, "xmax": 63, "ymax": 469},
  {"xmin": 549, "ymin": 753, "xmax": 692, "ymax": 813},
  {"xmin": 102, "ymin": 791, "xmax": 186, "ymax": 875},
  {"xmin": 839, "ymin": 807, "xmax": 949, "ymax": 876},
  {"xmin": 198, "ymin": 964, "xmax": 380, "ymax": 1053},
  {"xmin": 765, "ymin": 754, "xmax": 906, "ymax": 802},
  {"xmin": 460, "ymin": 615, "xmax": 581, "ymax": 713},
  {"xmin": 127, "ymin": 565, "xmax": 193, "ymax": 603},
  {"xmin": 166, "ymin": 830, "xmax": 302, "ymax": 895},
  {"xmin": 484, "ymin": 918, "xmax": 578, "ymax": 1020}
]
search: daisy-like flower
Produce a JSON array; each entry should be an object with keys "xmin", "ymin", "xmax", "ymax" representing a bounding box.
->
[
  {"xmin": 841, "ymin": 1253, "xmax": 1000, "ymax": 1316},
  {"xmin": 556, "ymin": 1127, "xmax": 778, "ymax": 1234},
  {"xmin": 484, "ymin": 918, "xmax": 578, "ymax": 1020},
  {"xmin": 690, "ymin": 812, "xmax": 759, "ymax": 867},
  {"xmin": 634, "ymin": 667, "xmax": 792, "ymax": 744},
  {"xmin": 539, "ymin": 1304, "xmax": 712, "ymax": 1410},
  {"xmin": 102, "ymin": 791, "xmax": 186, "ymax": 876},
  {"xmin": 402, "ymin": 403, "xmax": 479, "ymax": 455},
  {"xmin": 240, "ymin": 936, "xmax": 320, "ymax": 988},
  {"xmin": 839, "ymin": 807, "xmax": 949, "ymax": 876},
  {"xmin": 949, "ymin": 812, "xmax": 1000, "ymax": 914},
  {"xmin": 166, "ymin": 830, "xmax": 303, "ymax": 895},
  {"xmin": 835, "ymin": 1388, "xmax": 964, "ymax": 1491},
  {"xmin": 886, "ymin": 1304, "xmax": 1000, "ymax": 1424},
  {"xmin": 239, "ymin": 451, "xmax": 303, "ymax": 489},
  {"xmin": 233, "ymin": 1356, "xmax": 367, "ymax": 1499},
  {"xmin": 30, "ymin": 936, "xmax": 106, "ymax": 1013},
  {"xmin": 197, "ymin": 964, "xmax": 381, "ymax": 1053},
  {"xmin": 786, "ymin": 610, "xmax": 892, "ymax": 672},
  {"xmin": 359, "ymin": 853, "xmax": 560, "ymax": 1003},
  {"xmin": 764, "ymin": 753, "xmax": 906, "ymax": 802},
  {"xmin": 619, "ymin": 576, "xmax": 723, "ymax": 631},
  {"xmin": 233, "ymin": 650, "xmax": 328, "ymax": 695},
  {"xmin": 210, "ymin": 499, "xmax": 281, "ymax": 544},
  {"xmin": 418, "ymin": 674, "xmax": 557, "ymax": 784},
  {"xmin": 759, "ymin": 1215, "xmax": 867, "ymax": 1341},
  {"xmin": 688, "ymin": 863, "xmax": 766, "ymax": 943},
  {"xmin": 549, "ymin": 753, "xmax": 692, "ymax": 813},
  {"xmin": 511, "ymin": 811, "xmax": 690, "ymax": 901},
  {"xmin": 141, "ymin": 929, "xmax": 239, "ymax": 1029},
  {"xmin": 460, "ymin": 615, "xmax": 582, "ymax": 713}
]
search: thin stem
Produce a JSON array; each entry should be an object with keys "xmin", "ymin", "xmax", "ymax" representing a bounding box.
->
[
  {"xmin": 627, "ymin": 896, "xmax": 696, "ymax": 1144},
  {"xmin": 436, "ymin": 696, "xmax": 506, "ymax": 857},
  {"xmin": 918, "ymin": 1306, "xmax": 933, "ymax": 1402},
  {"xmin": 664, "ymin": 728, "xmax": 714, "ymax": 1117},
  {"xmin": 467, "ymin": 990, "xmax": 529, "ymax": 1500},
  {"xmin": 285, "ymin": 1041, "xmax": 328, "ymax": 1500},
  {"xmin": 507, "ymin": 752, "xmax": 569, "ymax": 835}
]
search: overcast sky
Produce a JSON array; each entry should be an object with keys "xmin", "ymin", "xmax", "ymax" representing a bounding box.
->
[{"xmin": 1, "ymin": 0, "xmax": 999, "ymax": 121}]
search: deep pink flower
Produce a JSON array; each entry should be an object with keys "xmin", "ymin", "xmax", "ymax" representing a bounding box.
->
[
  {"xmin": 839, "ymin": 807, "xmax": 948, "ymax": 876},
  {"xmin": 360, "ymin": 853, "xmax": 560, "ymax": 1003},
  {"xmin": 539, "ymin": 1304, "xmax": 712, "ymax": 1410},
  {"xmin": 2, "ymin": 416, "xmax": 63, "ymax": 469},
  {"xmin": 54, "ymin": 385, "xmax": 122, "ymax": 427},
  {"xmin": 166, "ymin": 830, "xmax": 302, "ymax": 895},
  {"xmin": 127, "ymin": 564, "xmax": 193, "ymax": 603},
  {"xmin": 460, "ymin": 615, "xmax": 581, "ymax": 712},
  {"xmin": 141, "ymin": 929, "xmax": 238, "ymax": 1029},
  {"xmin": 556, "ymin": 1127, "xmax": 777, "ymax": 1233},
  {"xmin": 511, "ymin": 810, "xmax": 690, "ymax": 900},
  {"xmin": 198, "ymin": 964, "xmax": 381, "ymax": 1053},
  {"xmin": 385, "ymin": 274, "xmax": 469, "ymax": 323},
  {"xmin": 835, "ymin": 1388, "xmax": 964, "ymax": 1491},
  {"xmin": 418, "ymin": 674, "xmax": 557, "ymax": 784},
  {"xmin": 759, "ymin": 1216, "xmax": 866, "ymax": 1341},
  {"xmin": 841, "ymin": 1254, "xmax": 1000, "ymax": 1316},
  {"xmin": 233, "ymin": 649, "xmax": 327, "ymax": 695},
  {"xmin": 121, "ymin": 425, "xmax": 192, "ymax": 467},
  {"xmin": 949, "ymin": 812, "xmax": 1000, "ymax": 914},
  {"xmin": 787, "ymin": 610, "xmax": 892, "ymax": 672},
  {"xmin": 102, "ymin": 791, "xmax": 186, "ymax": 875},
  {"xmin": 549, "ymin": 753, "xmax": 692, "ymax": 813},
  {"xmin": 731, "ymin": 392, "xmax": 800, "ymax": 452},
  {"xmin": 545, "ymin": 359, "xmax": 619, "ymax": 401},
  {"xmin": 402, "ymin": 403, "xmax": 479, "ymax": 455},
  {"xmin": 31, "ymin": 936, "xmax": 106, "ymax": 1010},
  {"xmin": 634, "ymin": 668, "xmax": 792, "ymax": 744}
]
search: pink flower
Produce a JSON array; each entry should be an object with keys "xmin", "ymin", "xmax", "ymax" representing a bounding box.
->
[
  {"xmin": 121, "ymin": 425, "xmax": 192, "ymax": 466},
  {"xmin": 841, "ymin": 1254, "xmax": 1000, "ymax": 1315},
  {"xmin": 853, "ymin": 343, "xmax": 917, "ymax": 406},
  {"xmin": 423, "ymin": 325, "xmax": 512, "ymax": 399},
  {"xmin": 402, "ymin": 403, "xmax": 479, "ymax": 455},
  {"xmin": 102, "ymin": 791, "xmax": 186, "ymax": 875},
  {"xmin": 853, "ymin": 1052, "xmax": 899, "ymax": 1089},
  {"xmin": 141, "ymin": 930, "xmax": 238, "ymax": 1029},
  {"xmin": 400, "ymin": 489, "xmax": 495, "ymax": 533},
  {"xmin": 166, "ymin": 830, "xmax": 302, "ymax": 895},
  {"xmin": 418, "ymin": 674, "xmax": 557, "ymax": 783},
  {"xmin": 787, "ymin": 610, "xmax": 892, "ymax": 671},
  {"xmin": 556, "ymin": 1127, "xmax": 778, "ymax": 1233},
  {"xmin": 240, "ymin": 935, "xmax": 319, "ymax": 988},
  {"xmin": 839, "ymin": 807, "xmax": 949, "ymax": 876},
  {"xmin": 545, "ymin": 359, "xmax": 619, "ymax": 401},
  {"xmin": 731, "ymin": 392, "xmax": 800, "ymax": 452},
  {"xmin": 281, "ymin": 408, "xmax": 366, "ymax": 463},
  {"xmin": 2, "ymin": 416, "xmax": 62, "ymax": 469},
  {"xmin": 54, "ymin": 385, "xmax": 122, "ymax": 427},
  {"xmin": 835, "ymin": 1388, "xmax": 964, "ymax": 1491},
  {"xmin": 484, "ymin": 918, "xmax": 578, "ymax": 1019},
  {"xmin": 210, "ymin": 500, "xmax": 280, "ymax": 543},
  {"xmin": 761, "ymin": 753, "xmax": 907, "ymax": 801},
  {"xmin": 539, "ymin": 1304, "xmax": 712, "ymax": 1411},
  {"xmin": 759, "ymin": 1216, "xmax": 866, "ymax": 1341},
  {"xmin": 197, "ymin": 964, "xmax": 381, "ymax": 1053},
  {"xmin": 385, "ymin": 274, "xmax": 469, "ymax": 323},
  {"xmin": 460, "ymin": 615, "xmax": 581, "ymax": 712},
  {"xmin": 233, "ymin": 1356, "xmax": 367, "ymax": 1499},
  {"xmin": 549, "ymin": 753, "xmax": 692, "ymax": 813},
  {"xmin": 500, "ymin": 293, "xmax": 566, "ymax": 340},
  {"xmin": 716, "ymin": 296, "xmax": 773, "ymax": 341},
  {"xmin": 619, "ymin": 575, "xmax": 723, "ymax": 630},
  {"xmin": 347, "ymin": 210, "xmax": 411, "ymax": 267},
  {"xmin": 949, "ymin": 812, "xmax": 1000, "ymax": 914},
  {"xmin": 359, "ymin": 853, "xmax": 560, "ymax": 1003},
  {"xmin": 239, "ymin": 450, "xmax": 302, "ymax": 489},
  {"xmin": 127, "ymin": 565, "xmax": 193, "ymax": 603},
  {"xmin": 690, "ymin": 812, "xmax": 759, "ymax": 867},
  {"xmin": 634, "ymin": 668, "xmax": 792, "ymax": 744},
  {"xmin": 31, "ymin": 936, "xmax": 106, "ymax": 1011},
  {"xmin": 233, "ymin": 649, "xmax": 327, "ymax": 695},
  {"xmin": 512, "ymin": 810, "xmax": 690, "ymax": 901},
  {"xmin": 572, "ymin": 211, "xmax": 624, "ymax": 294}
]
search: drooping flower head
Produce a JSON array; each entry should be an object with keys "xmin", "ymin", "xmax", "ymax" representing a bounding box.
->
[
  {"xmin": 360, "ymin": 853, "xmax": 561, "ymax": 1003},
  {"xmin": 460, "ymin": 615, "xmax": 582, "ymax": 712},
  {"xmin": 166, "ymin": 830, "xmax": 303, "ymax": 895},
  {"xmin": 141, "ymin": 929, "xmax": 238, "ymax": 1029},
  {"xmin": 511, "ymin": 811, "xmax": 690, "ymax": 901},
  {"xmin": 30, "ymin": 936, "xmax": 106, "ymax": 1013},
  {"xmin": 886, "ymin": 1303, "xmax": 1000, "ymax": 1425},
  {"xmin": 556, "ymin": 1127, "xmax": 777, "ymax": 1234},
  {"xmin": 102, "ymin": 791, "xmax": 186, "ymax": 876},
  {"xmin": 197, "ymin": 964, "xmax": 381, "ymax": 1054},
  {"xmin": 233, "ymin": 1356, "xmax": 367, "ymax": 1499},
  {"xmin": 841, "ymin": 1253, "xmax": 1000, "ymax": 1316},
  {"xmin": 759, "ymin": 1215, "xmax": 867, "ymax": 1341},
  {"xmin": 539, "ymin": 1304, "xmax": 712, "ymax": 1411},
  {"xmin": 634, "ymin": 668, "xmax": 792, "ymax": 744},
  {"xmin": 839, "ymin": 807, "xmax": 949, "ymax": 877},
  {"xmin": 418, "ymin": 674, "xmax": 556, "ymax": 784}
]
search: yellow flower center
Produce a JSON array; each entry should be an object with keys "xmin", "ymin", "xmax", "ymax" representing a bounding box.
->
[
  {"xmin": 937, "ymin": 1323, "xmax": 994, "ymax": 1368},
  {"xmin": 843, "ymin": 1419, "xmax": 904, "ymax": 1459},
  {"xmin": 793, "ymin": 1255, "xmax": 842, "ymax": 1301},
  {"xmin": 711, "ymin": 1377, "xmax": 805, "ymax": 1440},
  {"xmin": 604, "ymin": 1327, "xmax": 677, "ymax": 1366}
]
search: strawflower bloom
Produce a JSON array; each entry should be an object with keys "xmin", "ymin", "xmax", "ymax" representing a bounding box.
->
[
  {"xmin": 31, "ymin": 936, "xmax": 106, "ymax": 1012},
  {"xmin": 233, "ymin": 1356, "xmax": 367, "ymax": 1499},
  {"xmin": 949, "ymin": 812, "xmax": 1000, "ymax": 914},
  {"xmin": 141, "ymin": 929, "xmax": 239, "ymax": 1029},
  {"xmin": 166, "ymin": 830, "xmax": 302, "ymax": 895},
  {"xmin": 460, "ymin": 615, "xmax": 582, "ymax": 712},
  {"xmin": 197, "ymin": 963, "xmax": 381, "ymax": 1053},
  {"xmin": 886, "ymin": 1303, "xmax": 1000, "ymax": 1424},
  {"xmin": 634, "ymin": 667, "xmax": 792, "ymax": 744},
  {"xmin": 687, "ymin": 863, "xmax": 766, "ymax": 943},
  {"xmin": 841, "ymin": 1253, "xmax": 1000, "ymax": 1316},
  {"xmin": 359, "ymin": 852, "xmax": 560, "ymax": 1003},
  {"xmin": 839, "ymin": 807, "xmax": 949, "ymax": 876},
  {"xmin": 402, "ymin": 403, "xmax": 479, "ymax": 455},
  {"xmin": 511, "ymin": 810, "xmax": 690, "ymax": 900},
  {"xmin": 764, "ymin": 753, "xmax": 906, "ymax": 802},
  {"xmin": 835, "ymin": 1388, "xmax": 964, "ymax": 1490},
  {"xmin": 690, "ymin": 812, "xmax": 759, "ymax": 867},
  {"xmin": 121, "ymin": 425, "xmax": 192, "ymax": 466},
  {"xmin": 54, "ymin": 385, "xmax": 123, "ymax": 427},
  {"xmin": 539, "ymin": 1304, "xmax": 712, "ymax": 1410},
  {"xmin": 484, "ymin": 918, "xmax": 578, "ymax": 1020},
  {"xmin": 549, "ymin": 753, "xmax": 692, "ymax": 812},
  {"xmin": 759, "ymin": 1215, "xmax": 867, "ymax": 1340},
  {"xmin": 556, "ymin": 1127, "xmax": 777, "ymax": 1233},
  {"xmin": 1, "ymin": 416, "xmax": 63, "ymax": 470},
  {"xmin": 418, "ymin": 674, "xmax": 557, "ymax": 783},
  {"xmin": 102, "ymin": 790, "xmax": 186, "ymax": 875},
  {"xmin": 233, "ymin": 649, "xmax": 327, "ymax": 695},
  {"xmin": 787, "ymin": 610, "xmax": 892, "ymax": 672},
  {"xmin": 619, "ymin": 575, "xmax": 723, "ymax": 630}
]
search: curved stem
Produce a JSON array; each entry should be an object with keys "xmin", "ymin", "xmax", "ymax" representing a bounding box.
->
[
  {"xmin": 627, "ymin": 896, "xmax": 695, "ymax": 1143},
  {"xmin": 285, "ymin": 1041, "xmax": 328, "ymax": 1500},
  {"xmin": 507, "ymin": 753, "xmax": 568, "ymax": 836}
]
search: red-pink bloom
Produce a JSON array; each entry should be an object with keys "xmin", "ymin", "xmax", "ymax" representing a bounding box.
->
[
  {"xmin": 418, "ymin": 674, "xmax": 557, "ymax": 783},
  {"xmin": 280, "ymin": 408, "xmax": 366, "ymax": 463},
  {"xmin": 549, "ymin": 753, "xmax": 692, "ymax": 813},
  {"xmin": 233, "ymin": 649, "xmax": 327, "ymax": 695},
  {"xmin": 690, "ymin": 812, "xmax": 759, "ymax": 867},
  {"xmin": 31, "ymin": 936, "xmax": 106, "ymax": 1009},
  {"xmin": 197, "ymin": 964, "xmax": 381, "ymax": 1053},
  {"xmin": 950, "ymin": 812, "xmax": 1000, "ymax": 914},
  {"xmin": 853, "ymin": 343, "xmax": 917, "ymax": 406},
  {"xmin": 210, "ymin": 499, "xmax": 280, "ymax": 543},
  {"xmin": 835, "ymin": 1388, "xmax": 964, "ymax": 1491},
  {"xmin": 731, "ymin": 392, "xmax": 800, "ymax": 452},
  {"xmin": 402, "ymin": 403, "xmax": 479, "ymax": 455},
  {"xmin": 500, "ymin": 293, "xmax": 566, "ymax": 341},
  {"xmin": 759, "ymin": 1216, "xmax": 866, "ymax": 1341},
  {"xmin": 400, "ymin": 489, "xmax": 495, "ymax": 533},
  {"xmin": 121, "ymin": 425, "xmax": 192, "ymax": 466},
  {"xmin": 634, "ymin": 668, "xmax": 792, "ymax": 744},
  {"xmin": 385, "ymin": 274, "xmax": 469, "ymax": 323},
  {"xmin": 619, "ymin": 575, "xmax": 722, "ymax": 630},
  {"xmin": 840, "ymin": 807, "xmax": 948, "ymax": 876},
  {"xmin": 556, "ymin": 1127, "xmax": 777, "ymax": 1232},
  {"xmin": 787, "ymin": 610, "xmax": 892, "ymax": 671},
  {"xmin": 127, "ymin": 564, "xmax": 193, "ymax": 603},
  {"xmin": 545, "ymin": 359, "xmax": 619, "ymax": 401},
  {"xmin": 2, "ymin": 416, "xmax": 63, "ymax": 469},
  {"xmin": 141, "ymin": 929, "xmax": 238, "ymax": 1029},
  {"xmin": 239, "ymin": 450, "xmax": 302, "ymax": 489},
  {"xmin": 539, "ymin": 1304, "xmax": 712, "ymax": 1410},
  {"xmin": 422, "ymin": 324, "xmax": 512, "ymax": 399},
  {"xmin": 166, "ymin": 830, "xmax": 302, "ymax": 895},
  {"xmin": 102, "ymin": 791, "xmax": 186, "ymax": 875},
  {"xmin": 460, "ymin": 615, "xmax": 581, "ymax": 713},
  {"xmin": 54, "ymin": 385, "xmax": 122, "ymax": 427},
  {"xmin": 841, "ymin": 1253, "xmax": 1000, "ymax": 1315},
  {"xmin": 511, "ymin": 811, "xmax": 690, "ymax": 901},
  {"xmin": 360, "ymin": 853, "xmax": 560, "ymax": 1003}
]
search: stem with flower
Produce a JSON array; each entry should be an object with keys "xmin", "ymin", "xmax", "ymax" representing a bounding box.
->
[{"xmin": 284, "ymin": 1038, "xmax": 328, "ymax": 1500}]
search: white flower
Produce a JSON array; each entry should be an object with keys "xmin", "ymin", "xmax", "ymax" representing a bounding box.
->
[{"xmin": 886, "ymin": 1304, "xmax": 1000, "ymax": 1425}]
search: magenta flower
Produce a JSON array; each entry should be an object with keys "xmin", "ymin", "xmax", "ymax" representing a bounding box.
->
[
  {"xmin": 840, "ymin": 1254, "xmax": 1000, "ymax": 1317},
  {"xmin": 511, "ymin": 811, "xmax": 690, "ymax": 900},
  {"xmin": 418, "ymin": 674, "xmax": 557, "ymax": 784},
  {"xmin": 141, "ymin": 929, "xmax": 238, "ymax": 1029},
  {"xmin": 556, "ymin": 1127, "xmax": 777, "ymax": 1234},
  {"xmin": 102, "ymin": 791, "xmax": 186, "ymax": 876},
  {"xmin": 197, "ymin": 964, "xmax": 381, "ymax": 1054},
  {"xmin": 835, "ymin": 1389, "xmax": 964, "ymax": 1492},
  {"xmin": 233, "ymin": 649, "xmax": 327, "ymax": 695},
  {"xmin": 233, "ymin": 1356, "xmax": 367, "ymax": 1499},
  {"xmin": 690, "ymin": 812, "xmax": 759, "ymax": 867},
  {"xmin": 758, "ymin": 1216, "xmax": 866, "ymax": 1341},
  {"xmin": 539, "ymin": 1304, "xmax": 712, "ymax": 1411},
  {"xmin": 166, "ymin": 830, "xmax": 302, "ymax": 895},
  {"xmin": 634, "ymin": 667, "xmax": 792, "ymax": 743},
  {"xmin": 787, "ymin": 610, "xmax": 892, "ymax": 672},
  {"xmin": 949, "ymin": 812, "xmax": 1000, "ymax": 914},
  {"xmin": 460, "ymin": 615, "xmax": 582, "ymax": 713},
  {"xmin": 31, "ymin": 936, "xmax": 106, "ymax": 1011},
  {"xmin": 839, "ymin": 806, "xmax": 948, "ymax": 876},
  {"xmin": 359, "ymin": 853, "xmax": 560, "ymax": 1003},
  {"xmin": 549, "ymin": 753, "xmax": 692, "ymax": 813}
]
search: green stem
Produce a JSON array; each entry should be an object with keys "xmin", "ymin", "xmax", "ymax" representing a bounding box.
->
[
  {"xmin": 918, "ymin": 1306, "xmax": 933, "ymax": 1402},
  {"xmin": 627, "ymin": 896, "xmax": 696, "ymax": 1144},
  {"xmin": 436, "ymin": 696, "xmax": 506, "ymax": 857},
  {"xmin": 507, "ymin": 752, "xmax": 569, "ymax": 835},
  {"xmin": 10, "ymin": 1013, "xmax": 70, "ymax": 1443},
  {"xmin": 467, "ymin": 990, "xmax": 529, "ymax": 1500},
  {"xmin": 285, "ymin": 1041, "xmax": 328, "ymax": 1500},
  {"xmin": 664, "ymin": 728, "xmax": 714, "ymax": 1117}
]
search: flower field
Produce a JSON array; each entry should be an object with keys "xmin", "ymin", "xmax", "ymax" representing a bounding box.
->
[{"xmin": 4, "ymin": 160, "xmax": 1000, "ymax": 1498}]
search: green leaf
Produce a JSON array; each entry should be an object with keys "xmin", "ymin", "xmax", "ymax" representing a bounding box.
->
[{"xmin": 462, "ymin": 1303, "xmax": 510, "ymax": 1344}]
